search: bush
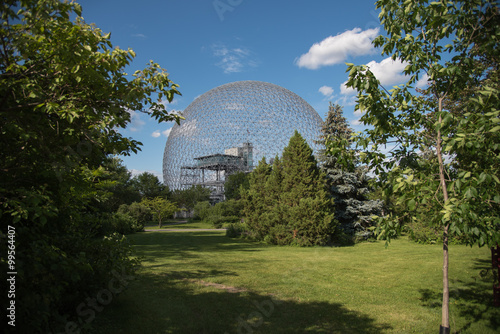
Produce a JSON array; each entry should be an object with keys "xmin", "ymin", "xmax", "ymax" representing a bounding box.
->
[
  {"xmin": 194, "ymin": 201, "xmax": 212, "ymax": 220},
  {"xmin": 195, "ymin": 200, "xmax": 244, "ymax": 228},
  {"xmin": 225, "ymin": 222, "xmax": 248, "ymax": 238},
  {"xmin": 118, "ymin": 202, "xmax": 151, "ymax": 231}
]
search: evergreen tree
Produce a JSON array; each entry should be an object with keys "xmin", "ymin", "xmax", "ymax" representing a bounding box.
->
[
  {"xmin": 261, "ymin": 155, "xmax": 285, "ymax": 238},
  {"xmin": 321, "ymin": 104, "xmax": 383, "ymax": 243},
  {"xmin": 278, "ymin": 131, "xmax": 336, "ymax": 246},
  {"xmin": 241, "ymin": 157, "xmax": 271, "ymax": 238}
]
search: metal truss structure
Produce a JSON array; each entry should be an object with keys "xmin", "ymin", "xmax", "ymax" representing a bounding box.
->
[
  {"xmin": 163, "ymin": 80, "xmax": 323, "ymax": 195},
  {"xmin": 180, "ymin": 143, "xmax": 253, "ymax": 202}
]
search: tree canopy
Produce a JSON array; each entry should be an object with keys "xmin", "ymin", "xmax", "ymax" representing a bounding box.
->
[
  {"xmin": 242, "ymin": 131, "xmax": 336, "ymax": 246},
  {"xmin": 0, "ymin": 1, "xmax": 180, "ymax": 331},
  {"xmin": 345, "ymin": 0, "xmax": 499, "ymax": 331}
]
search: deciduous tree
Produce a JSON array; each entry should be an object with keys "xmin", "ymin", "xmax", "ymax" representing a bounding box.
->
[
  {"xmin": 345, "ymin": 0, "xmax": 499, "ymax": 331},
  {"xmin": 0, "ymin": 1, "xmax": 180, "ymax": 331}
]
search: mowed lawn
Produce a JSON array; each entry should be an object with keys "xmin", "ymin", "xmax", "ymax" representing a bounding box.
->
[{"xmin": 93, "ymin": 230, "xmax": 499, "ymax": 334}]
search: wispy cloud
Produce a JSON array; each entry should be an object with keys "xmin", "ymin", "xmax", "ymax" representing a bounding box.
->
[
  {"xmin": 212, "ymin": 44, "xmax": 258, "ymax": 74},
  {"xmin": 131, "ymin": 33, "xmax": 147, "ymax": 39},
  {"xmin": 128, "ymin": 110, "xmax": 145, "ymax": 132},
  {"xmin": 318, "ymin": 85, "xmax": 334, "ymax": 99},
  {"xmin": 296, "ymin": 28, "xmax": 379, "ymax": 70},
  {"xmin": 152, "ymin": 128, "xmax": 172, "ymax": 138}
]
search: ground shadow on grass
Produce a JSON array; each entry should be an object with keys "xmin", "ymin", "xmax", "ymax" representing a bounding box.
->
[
  {"xmin": 128, "ymin": 231, "xmax": 265, "ymax": 260},
  {"xmin": 93, "ymin": 269, "xmax": 392, "ymax": 334},
  {"xmin": 418, "ymin": 258, "xmax": 500, "ymax": 333}
]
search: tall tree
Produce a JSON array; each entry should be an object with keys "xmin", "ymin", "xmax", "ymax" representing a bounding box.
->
[
  {"xmin": 224, "ymin": 171, "xmax": 250, "ymax": 200},
  {"xmin": 345, "ymin": 0, "xmax": 499, "ymax": 332},
  {"xmin": 279, "ymin": 131, "xmax": 336, "ymax": 246},
  {"xmin": 0, "ymin": 1, "xmax": 180, "ymax": 331},
  {"xmin": 241, "ymin": 157, "xmax": 272, "ymax": 239},
  {"xmin": 242, "ymin": 132, "xmax": 336, "ymax": 245},
  {"xmin": 321, "ymin": 103, "xmax": 383, "ymax": 243},
  {"xmin": 131, "ymin": 171, "xmax": 168, "ymax": 199}
]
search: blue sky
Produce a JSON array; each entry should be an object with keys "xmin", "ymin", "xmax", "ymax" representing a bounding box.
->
[{"xmin": 79, "ymin": 0, "xmax": 426, "ymax": 181}]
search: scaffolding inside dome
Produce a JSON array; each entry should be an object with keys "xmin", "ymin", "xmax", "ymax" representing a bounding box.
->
[{"xmin": 180, "ymin": 142, "xmax": 253, "ymax": 202}]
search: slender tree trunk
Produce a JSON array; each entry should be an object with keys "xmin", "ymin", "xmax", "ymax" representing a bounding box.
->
[{"xmin": 436, "ymin": 98, "xmax": 450, "ymax": 334}]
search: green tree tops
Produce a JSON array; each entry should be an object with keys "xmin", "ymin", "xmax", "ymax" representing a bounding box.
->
[
  {"xmin": 141, "ymin": 197, "xmax": 179, "ymax": 228},
  {"xmin": 321, "ymin": 103, "xmax": 383, "ymax": 243},
  {"xmin": 346, "ymin": 0, "xmax": 499, "ymax": 331},
  {"xmin": 243, "ymin": 131, "xmax": 336, "ymax": 245}
]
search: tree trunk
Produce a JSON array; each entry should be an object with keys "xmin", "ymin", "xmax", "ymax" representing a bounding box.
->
[
  {"xmin": 436, "ymin": 98, "xmax": 450, "ymax": 334},
  {"xmin": 441, "ymin": 224, "xmax": 450, "ymax": 334}
]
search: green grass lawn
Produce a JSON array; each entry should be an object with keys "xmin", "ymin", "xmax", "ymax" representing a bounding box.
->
[
  {"xmin": 143, "ymin": 220, "xmax": 215, "ymax": 230},
  {"xmin": 92, "ymin": 231, "xmax": 499, "ymax": 333}
]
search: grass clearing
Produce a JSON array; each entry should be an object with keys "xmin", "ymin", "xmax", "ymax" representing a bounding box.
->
[
  {"xmin": 144, "ymin": 220, "xmax": 215, "ymax": 230},
  {"xmin": 93, "ymin": 231, "xmax": 499, "ymax": 333}
]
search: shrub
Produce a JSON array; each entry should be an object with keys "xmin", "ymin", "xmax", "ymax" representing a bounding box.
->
[
  {"xmin": 194, "ymin": 201, "xmax": 212, "ymax": 220},
  {"xmin": 225, "ymin": 222, "xmax": 248, "ymax": 238},
  {"xmin": 118, "ymin": 202, "xmax": 151, "ymax": 231}
]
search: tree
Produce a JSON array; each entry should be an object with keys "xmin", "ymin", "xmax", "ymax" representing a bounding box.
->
[
  {"xmin": 141, "ymin": 197, "xmax": 179, "ymax": 228},
  {"xmin": 224, "ymin": 171, "xmax": 250, "ymax": 200},
  {"xmin": 242, "ymin": 132, "xmax": 336, "ymax": 246},
  {"xmin": 0, "ymin": 1, "xmax": 180, "ymax": 331},
  {"xmin": 279, "ymin": 131, "xmax": 336, "ymax": 246},
  {"xmin": 321, "ymin": 103, "xmax": 383, "ymax": 243},
  {"xmin": 345, "ymin": 0, "xmax": 499, "ymax": 331},
  {"xmin": 170, "ymin": 185, "xmax": 211, "ymax": 211},
  {"xmin": 241, "ymin": 157, "xmax": 272, "ymax": 239},
  {"xmin": 131, "ymin": 171, "xmax": 169, "ymax": 199}
]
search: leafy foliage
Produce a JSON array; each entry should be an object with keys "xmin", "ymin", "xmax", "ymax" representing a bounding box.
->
[
  {"xmin": 140, "ymin": 197, "xmax": 179, "ymax": 228},
  {"xmin": 0, "ymin": 1, "xmax": 180, "ymax": 332},
  {"xmin": 224, "ymin": 171, "xmax": 250, "ymax": 200},
  {"xmin": 131, "ymin": 172, "xmax": 169, "ymax": 199},
  {"xmin": 194, "ymin": 200, "xmax": 243, "ymax": 228},
  {"xmin": 117, "ymin": 201, "xmax": 152, "ymax": 232},
  {"xmin": 345, "ymin": 0, "xmax": 499, "ymax": 330},
  {"xmin": 170, "ymin": 185, "xmax": 211, "ymax": 212}
]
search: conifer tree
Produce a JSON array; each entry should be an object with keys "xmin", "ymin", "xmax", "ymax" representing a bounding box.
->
[
  {"xmin": 279, "ymin": 131, "xmax": 336, "ymax": 246},
  {"xmin": 241, "ymin": 157, "xmax": 271, "ymax": 238},
  {"xmin": 321, "ymin": 103, "xmax": 383, "ymax": 243},
  {"xmin": 261, "ymin": 155, "xmax": 285, "ymax": 237}
]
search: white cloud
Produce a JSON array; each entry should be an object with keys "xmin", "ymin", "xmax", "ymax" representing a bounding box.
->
[
  {"xmin": 340, "ymin": 81, "xmax": 356, "ymax": 95},
  {"xmin": 162, "ymin": 128, "xmax": 172, "ymax": 137},
  {"xmin": 212, "ymin": 44, "xmax": 258, "ymax": 74},
  {"xmin": 131, "ymin": 33, "xmax": 147, "ymax": 39},
  {"xmin": 152, "ymin": 128, "xmax": 172, "ymax": 138},
  {"xmin": 296, "ymin": 28, "xmax": 379, "ymax": 70},
  {"xmin": 416, "ymin": 73, "xmax": 429, "ymax": 88},
  {"xmin": 339, "ymin": 57, "xmax": 410, "ymax": 97},
  {"xmin": 351, "ymin": 119, "xmax": 363, "ymax": 126},
  {"xmin": 128, "ymin": 110, "xmax": 145, "ymax": 132},
  {"xmin": 365, "ymin": 57, "xmax": 408, "ymax": 86},
  {"xmin": 318, "ymin": 85, "xmax": 334, "ymax": 98}
]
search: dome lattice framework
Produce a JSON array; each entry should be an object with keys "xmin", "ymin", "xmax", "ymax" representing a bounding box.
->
[{"xmin": 162, "ymin": 80, "xmax": 323, "ymax": 191}]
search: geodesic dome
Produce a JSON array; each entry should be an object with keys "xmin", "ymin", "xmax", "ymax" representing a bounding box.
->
[{"xmin": 162, "ymin": 80, "xmax": 323, "ymax": 190}]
